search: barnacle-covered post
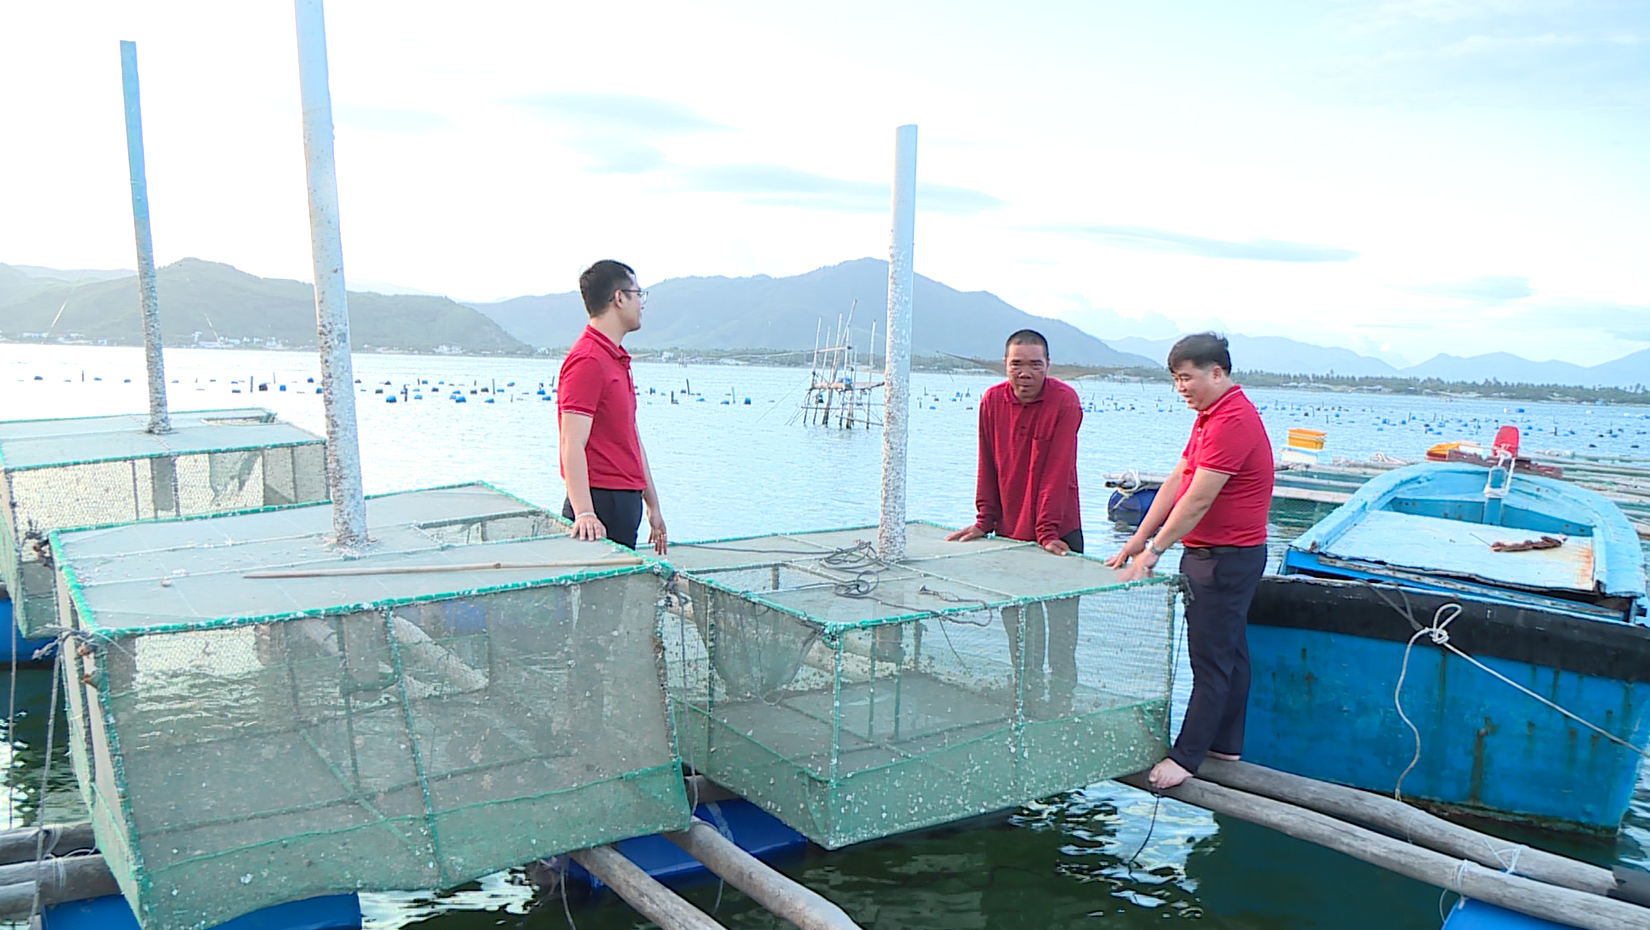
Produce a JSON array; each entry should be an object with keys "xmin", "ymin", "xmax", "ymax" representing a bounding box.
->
[
  {"xmin": 119, "ymin": 40, "xmax": 170, "ymax": 436},
  {"xmin": 878, "ymin": 124, "xmax": 917, "ymax": 563},
  {"xmin": 293, "ymin": 0, "xmax": 367, "ymax": 549}
]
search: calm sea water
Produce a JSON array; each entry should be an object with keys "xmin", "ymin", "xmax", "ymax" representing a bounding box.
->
[{"xmin": 4, "ymin": 344, "xmax": 1649, "ymax": 930}]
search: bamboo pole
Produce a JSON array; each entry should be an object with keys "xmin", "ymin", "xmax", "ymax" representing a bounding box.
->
[
  {"xmin": 665, "ymin": 818, "xmax": 863, "ymax": 930},
  {"xmin": 1117, "ymin": 772, "xmax": 1650, "ymax": 930},
  {"xmin": 567, "ymin": 846, "xmax": 728, "ymax": 930},
  {"xmin": 0, "ymin": 855, "xmax": 121, "ymax": 921},
  {"xmin": 1196, "ymin": 760, "xmax": 1615, "ymax": 897},
  {"xmin": 243, "ymin": 557, "xmax": 641, "ymax": 579}
]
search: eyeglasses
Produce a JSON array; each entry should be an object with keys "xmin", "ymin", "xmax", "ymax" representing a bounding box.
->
[{"xmin": 622, "ymin": 288, "xmax": 648, "ymax": 301}]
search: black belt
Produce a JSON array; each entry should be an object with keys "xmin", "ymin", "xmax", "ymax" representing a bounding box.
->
[{"xmin": 1182, "ymin": 544, "xmax": 1266, "ymax": 557}]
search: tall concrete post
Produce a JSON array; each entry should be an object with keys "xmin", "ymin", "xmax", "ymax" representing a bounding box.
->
[
  {"xmin": 878, "ymin": 125, "xmax": 917, "ymax": 562},
  {"xmin": 119, "ymin": 41, "xmax": 170, "ymax": 436},
  {"xmin": 293, "ymin": 0, "xmax": 367, "ymax": 549}
]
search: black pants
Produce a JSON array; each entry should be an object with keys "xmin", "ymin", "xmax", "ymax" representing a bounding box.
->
[
  {"xmin": 562, "ymin": 488, "xmax": 644, "ymax": 550},
  {"xmin": 1169, "ymin": 544, "xmax": 1267, "ymax": 774},
  {"xmin": 1002, "ymin": 528, "xmax": 1084, "ymax": 709}
]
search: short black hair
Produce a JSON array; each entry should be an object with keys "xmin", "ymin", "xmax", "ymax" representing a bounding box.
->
[
  {"xmin": 1167, "ymin": 332, "xmax": 1231, "ymax": 374},
  {"xmin": 1005, "ymin": 329, "xmax": 1049, "ymax": 359},
  {"xmin": 578, "ymin": 260, "xmax": 636, "ymax": 317}
]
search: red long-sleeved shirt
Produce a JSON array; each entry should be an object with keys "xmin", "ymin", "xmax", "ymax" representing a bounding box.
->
[{"xmin": 972, "ymin": 378, "xmax": 1083, "ymax": 546}]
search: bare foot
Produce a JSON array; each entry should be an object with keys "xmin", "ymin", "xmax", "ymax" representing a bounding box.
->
[
  {"xmin": 1207, "ymin": 751, "xmax": 1241, "ymax": 761},
  {"xmin": 1148, "ymin": 758, "xmax": 1192, "ymax": 790}
]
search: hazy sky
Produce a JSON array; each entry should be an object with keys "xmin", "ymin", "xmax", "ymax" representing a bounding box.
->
[{"xmin": 3, "ymin": 1, "xmax": 1646, "ymax": 366}]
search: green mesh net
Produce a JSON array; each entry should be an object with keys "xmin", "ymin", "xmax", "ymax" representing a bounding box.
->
[
  {"xmin": 0, "ymin": 409, "xmax": 328, "ymax": 638},
  {"xmin": 53, "ymin": 484, "xmax": 688, "ymax": 930},
  {"xmin": 662, "ymin": 522, "xmax": 1178, "ymax": 849}
]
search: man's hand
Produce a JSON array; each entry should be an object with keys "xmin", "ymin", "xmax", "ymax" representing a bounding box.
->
[
  {"xmin": 647, "ymin": 510, "xmax": 668, "ymax": 555},
  {"xmin": 1041, "ymin": 538, "xmax": 1071, "ymax": 556},
  {"xmin": 945, "ymin": 525, "xmax": 987, "ymax": 543},
  {"xmin": 572, "ymin": 512, "xmax": 606, "ymax": 542},
  {"xmin": 1117, "ymin": 549, "xmax": 1159, "ymax": 582},
  {"xmin": 1104, "ymin": 537, "xmax": 1146, "ymax": 570}
]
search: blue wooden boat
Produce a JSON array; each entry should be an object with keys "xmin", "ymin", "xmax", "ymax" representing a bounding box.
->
[
  {"xmin": 2, "ymin": 596, "xmax": 53, "ymax": 666},
  {"xmin": 1244, "ymin": 453, "xmax": 1650, "ymax": 834},
  {"xmin": 1105, "ymin": 474, "xmax": 1160, "ymax": 527}
]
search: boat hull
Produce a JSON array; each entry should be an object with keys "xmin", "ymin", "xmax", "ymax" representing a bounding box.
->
[
  {"xmin": 1106, "ymin": 487, "xmax": 1157, "ymax": 526},
  {"xmin": 1245, "ymin": 575, "xmax": 1650, "ymax": 833},
  {"xmin": 2, "ymin": 596, "xmax": 53, "ymax": 666}
]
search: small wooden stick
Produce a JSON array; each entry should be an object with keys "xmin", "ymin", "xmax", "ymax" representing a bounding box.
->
[{"xmin": 243, "ymin": 557, "xmax": 642, "ymax": 579}]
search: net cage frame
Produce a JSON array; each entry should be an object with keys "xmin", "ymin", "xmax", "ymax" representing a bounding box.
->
[
  {"xmin": 661, "ymin": 520, "xmax": 1181, "ymax": 849},
  {"xmin": 0, "ymin": 408, "xmax": 329, "ymax": 639},
  {"xmin": 48, "ymin": 481, "xmax": 690, "ymax": 930}
]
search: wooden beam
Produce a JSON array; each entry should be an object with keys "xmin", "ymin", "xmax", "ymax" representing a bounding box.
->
[
  {"xmin": 0, "ymin": 855, "xmax": 122, "ymax": 920},
  {"xmin": 666, "ymin": 817, "xmax": 862, "ymax": 930},
  {"xmin": 0, "ymin": 824, "xmax": 96, "ymax": 866},
  {"xmin": 568, "ymin": 845, "xmax": 727, "ymax": 930},
  {"xmin": 1196, "ymin": 760, "xmax": 1614, "ymax": 897},
  {"xmin": 1117, "ymin": 772, "xmax": 1650, "ymax": 930}
]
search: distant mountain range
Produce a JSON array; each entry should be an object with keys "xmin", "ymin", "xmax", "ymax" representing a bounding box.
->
[
  {"xmin": 5, "ymin": 257, "xmax": 1647, "ymax": 389},
  {"xmin": 0, "ymin": 259, "xmax": 526, "ymax": 354},
  {"xmin": 1112, "ymin": 335, "xmax": 1650, "ymax": 390},
  {"xmin": 471, "ymin": 258, "xmax": 1156, "ymax": 368}
]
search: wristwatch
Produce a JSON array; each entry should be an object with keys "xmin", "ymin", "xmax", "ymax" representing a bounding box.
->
[{"xmin": 1145, "ymin": 539, "xmax": 1167, "ymax": 557}]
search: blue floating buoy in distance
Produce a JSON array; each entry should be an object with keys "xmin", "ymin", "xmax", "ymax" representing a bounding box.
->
[
  {"xmin": 744, "ymin": 398, "xmax": 751, "ymax": 405},
  {"xmin": 386, "ymin": 396, "xmax": 397, "ymax": 403},
  {"xmin": 455, "ymin": 395, "xmax": 467, "ymax": 403},
  {"xmin": 307, "ymin": 377, "xmax": 315, "ymax": 383},
  {"xmin": 315, "ymin": 388, "xmax": 322, "ymax": 394},
  {"xmin": 279, "ymin": 384, "xmax": 287, "ymax": 391}
]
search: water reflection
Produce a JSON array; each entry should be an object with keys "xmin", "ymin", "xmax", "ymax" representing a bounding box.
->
[{"xmin": 4, "ymin": 666, "xmax": 83, "ymax": 830}]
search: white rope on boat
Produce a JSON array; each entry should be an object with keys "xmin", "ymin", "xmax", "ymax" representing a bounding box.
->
[{"xmin": 1391, "ymin": 596, "xmax": 1650, "ymax": 806}]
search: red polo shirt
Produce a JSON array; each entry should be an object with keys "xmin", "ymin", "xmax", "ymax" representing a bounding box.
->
[
  {"xmin": 1173, "ymin": 385, "xmax": 1273, "ymax": 547},
  {"xmin": 557, "ymin": 325, "xmax": 646, "ymax": 490},
  {"xmin": 973, "ymin": 378, "xmax": 1083, "ymax": 546}
]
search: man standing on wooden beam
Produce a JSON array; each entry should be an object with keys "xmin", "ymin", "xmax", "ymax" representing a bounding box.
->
[
  {"xmin": 946, "ymin": 328, "xmax": 1084, "ymax": 710},
  {"xmin": 1109, "ymin": 332, "xmax": 1274, "ymax": 789},
  {"xmin": 558, "ymin": 259, "xmax": 668, "ymax": 554}
]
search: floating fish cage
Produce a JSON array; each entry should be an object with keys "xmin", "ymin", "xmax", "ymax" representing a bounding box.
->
[
  {"xmin": 52, "ymin": 483, "xmax": 688, "ymax": 930},
  {"xmin": 662, "ymin": 522, "xmax": 1178, "ymax": 849},
  {"xmin": 0, "ymin": 408, "xmax": 329, "ymax": 638}
]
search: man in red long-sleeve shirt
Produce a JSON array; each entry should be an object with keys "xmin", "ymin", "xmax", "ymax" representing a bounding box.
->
[{"xmin": 947, "ymin": 329, "xmax": 1084, "ymax": 709}]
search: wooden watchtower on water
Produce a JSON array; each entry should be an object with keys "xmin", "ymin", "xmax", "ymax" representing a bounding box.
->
[{"xmin": 796, "ymin": 301, "xmax": 883, "ymax": 429}]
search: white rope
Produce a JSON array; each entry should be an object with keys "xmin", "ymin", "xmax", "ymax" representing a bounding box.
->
[{"xmin": 1393, "ymin": 603, "xmax": 1460, "ymax": 801}]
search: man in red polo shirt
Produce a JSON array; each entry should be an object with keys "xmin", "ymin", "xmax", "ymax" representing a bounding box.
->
[
  {"xmin": 1108, "ymin": 332, "xmax": 1273, "ymax": 789},
  {"xmin": 558, "ymin": 260, "xmax": 666, "ymax": 554},
  {"xmin": 946, "ymin": 329, "xmax": 1084, "ymax": 709}
]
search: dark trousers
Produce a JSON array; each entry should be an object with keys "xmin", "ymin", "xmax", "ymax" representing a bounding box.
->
[
  {"xmin": 1170, "ymin": 543, "xmax": 1266, "ymax": 774},
  {"xmin": 562, "ymin": 488, "xmax": 644, "ymax": 550},
  {"xmin": 1003, "ymin": 529, "xmax": 1083, "ymax": 709}
]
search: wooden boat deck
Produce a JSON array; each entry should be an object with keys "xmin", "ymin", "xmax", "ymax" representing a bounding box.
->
[{"xmin": 1326, "ymin": 509, "xmax": 1597, "ymax": 592}]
